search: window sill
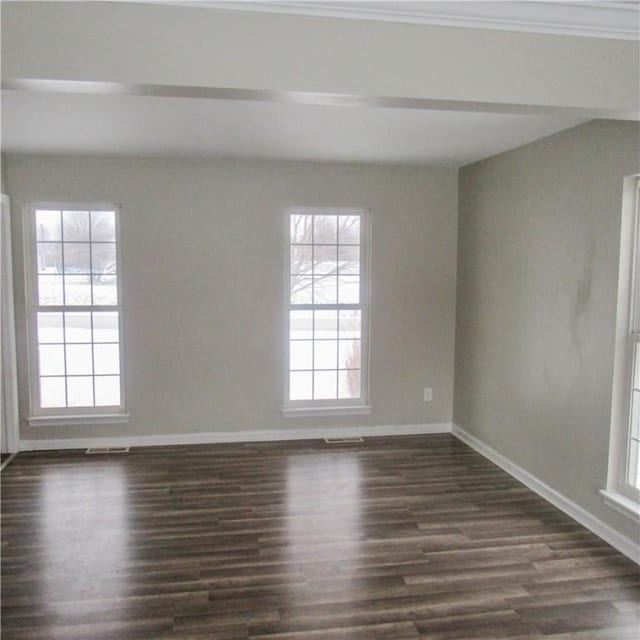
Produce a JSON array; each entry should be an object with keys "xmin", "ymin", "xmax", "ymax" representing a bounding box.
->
[
  {"xmin": 28, "ymin": 413, "xmax": 130, "ymax": 427},
  {"xmin": 281, "ymin": 405, "xmax": 372, "ymax": 418},
  {"xmin": 600, "ymin": 489, "xmax": 640, "ymax": 523}
]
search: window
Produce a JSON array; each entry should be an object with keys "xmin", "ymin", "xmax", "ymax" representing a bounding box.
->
[
  {"xmin": 603, "ymin": 176, "xmax": 640, "ymax": 521},
  {"xmin": 26, "ymin": 205, "xmax": 127, "ymax": 425},
  {"xmin": 621, "ymin": 178, "xmax": 640, "ymax": 495},
  {"xmin": 284, "ymin": 208, "xmax": 370, "ymax": 416}
]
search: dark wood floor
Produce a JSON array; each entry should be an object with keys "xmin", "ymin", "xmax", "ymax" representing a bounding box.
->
[{"xmin": 1, "ymin": 434, "xmax": 638, "ymax": 639}]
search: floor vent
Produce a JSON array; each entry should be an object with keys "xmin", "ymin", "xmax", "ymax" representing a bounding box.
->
[
  {"xmin": 85, "ymin": 447, "xmax": 130, "ymax": 454},
  {"xmin": 324, "ymin": 437, "xmax": 364, "ymax": 444}
]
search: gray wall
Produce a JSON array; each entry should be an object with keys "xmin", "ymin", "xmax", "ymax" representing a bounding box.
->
[
  {"xmin": 6, "ymin": 155, "xmax": 458, "ymax": 441},
  {"xmin": 1, "ymin": 153, "xmax": 7, "ymax": 194},
  {"xmin": 454, "ymin": 120, "xmax": 640, "ymax": 542}
]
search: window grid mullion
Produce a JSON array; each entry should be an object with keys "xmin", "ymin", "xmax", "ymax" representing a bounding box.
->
[
  {"xmin": 59, "ymin": 209, "xmax": 66, "ymax": 308},
  {"xmin": 59, "ymin": 211, "xmax": 69, "ymax": 407},
  {"xmin": 311, "ymin": 229, "xmax": 315, "ymax": 400},
  {"xmin": 35, "ymin": 305, "xmax": 120, "ymax": 313},
  {"xmin": 336, "ymin": 308, "xmax": 340, "ymax": 399},
  {"xmin": 89, "ymin": 211, "xmax": 96, "ymax": 405},
  {"xmin": 335, "ymin": 230, "xmax": 339, "ymax": 398},
  {"xmin": 289, "ymin": 304, "xmax": 362, "ymax": 311}
]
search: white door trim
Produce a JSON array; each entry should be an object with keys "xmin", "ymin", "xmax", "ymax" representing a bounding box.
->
[{"xmin": 1, "ymin": 193, "xmax": 20, "ymax": 454}]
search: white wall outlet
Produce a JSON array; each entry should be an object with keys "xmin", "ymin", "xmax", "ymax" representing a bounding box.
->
[{"xmin": 424, "ymin": 387, "xmax": 433, "ymax": 402}]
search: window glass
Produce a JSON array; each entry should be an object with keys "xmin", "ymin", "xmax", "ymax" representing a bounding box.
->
[
  {"xmin": 32, "ymin": 208, "xmax": 123, "ymax": 412},
  {"xmin": 288, "ymin": 210, "xmax": 366, "ymax": 404}
]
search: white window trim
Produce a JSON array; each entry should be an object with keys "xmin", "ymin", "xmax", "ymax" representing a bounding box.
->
[
  {"xmin": 281, "ymin": 405, "xmax": 372, "ymax": 418},
  {"xmin": 1, "ymin": 194, "xmax": 20, "ymax": 452},
  {"xmin": 602, "ymin": 175, "xmax": 640, "ymax": 521},
  {"xmin": 282, "ymin": 207, "xmax": 371, "ymax": 417},
  {"xmin": 24, "ymin": 202, "xmax": 128, "ymax": 426}
]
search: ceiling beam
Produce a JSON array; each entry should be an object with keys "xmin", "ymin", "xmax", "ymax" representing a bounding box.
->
[
  {"xmin": 2, "ymin": 1, "xmax": 638, "ymax": 119},
  {"xmin": 3, "ymin": 78, "xmax": 638, "ymax": 121}
]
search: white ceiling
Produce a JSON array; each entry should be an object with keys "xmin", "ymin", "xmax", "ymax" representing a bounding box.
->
[{"xmin": 1, "ymin": 90, "xmax": 584, "ymax": 166}]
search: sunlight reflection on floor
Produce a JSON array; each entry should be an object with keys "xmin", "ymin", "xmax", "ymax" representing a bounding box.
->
[
  {"xmin": 39, "ymin": 463, "xmax": 129, "ymax": 611},
  {"xmin": 286, "ymin": 452, "xmax": 362, "ymax": 599}
]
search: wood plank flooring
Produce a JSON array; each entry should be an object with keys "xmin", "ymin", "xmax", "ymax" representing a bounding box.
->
[{"xmin": 1, "ymin": 434, "xmax": 638, "ymax": 639}]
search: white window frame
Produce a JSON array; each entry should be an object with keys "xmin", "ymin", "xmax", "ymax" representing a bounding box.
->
[
  {"xmin": 282, "ymin": 207, "xmax": 371, "ymax": 417},
  {"xmin": 24, "ymin": 202, "xmax": 128, "ymax": 426},
  {"xmin": 602, "ymin": 176, "xmax": 640, "ymax": 522}
]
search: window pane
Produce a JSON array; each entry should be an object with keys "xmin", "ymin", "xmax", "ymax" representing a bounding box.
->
[
  {"xmin": 64, "ymin": 275, "xmax": 92, "ymax": 305},
  {"xmin": 314, "ymin": 245, "xmax": 337, "ymax": 275},
  {"xmin": 39, "ymin": 344, "xmax": 65, "ymax": 376},
  {"xmin": 339, "ymin": 310, "xmax": 361, "ymax": 339},
  {"xmin": 40, "ymin": 377, "xmax": 66, "ymax": 407},
  {"xmin": 92, "ymin": 279, "xmax": 118, "ymax": 306},
  {"xmin": 314, "ymin": 340, "xmax": 337, "ymax": 370},
  {"xmin": 313, "ymin": 215, "xmax": 337, "ymax": 244},
  {"xmin": 634, "ymin": 342, "xmax": 640, "ymax": 391},
  {"xmin": 37, "ymin": 243, "xmax": 62, "ymax": 273},
  {"xmin": 33, "ymin": 207, "xmax": 123, "ymax": 414},
  {"xmin": 64, "ymin": 312, "xmax": 92, "ymax": 343},
  {"xmin": 62, "ymin": 210, "xmax": 90, "ymax": 241},
  {"xmin": 314, "ymin": 310, "xmax": 337, "ymax": 340},
  {"xmin": 338, "ymin": 275, "xmax": 360, "ymax": 304},
  {"xmin": 314, "ymin": 371, "xmax": 337, "ymax": 399},
  {"xmin": 338, "ymin": 245, "xmax": 359, "ymax": 274},
  {"xmin": 630, "ymin": 389, "xmax": 640, "ymax": 441},
  {"xmin": 93, "ymin": 312, "xmax": 119, "ymax": 343},
  {"xmin": 66, "ymin": 344, "xmax": 93, "ymax": 375},
  {"xmin": 67, "ymin": 376, "xmax": 94, "ymax": 407},
  {"xmin": 95, "ymin": 376, "xmax": 120, "ymax": 406},
  {"xmin": 287, "ymin": 209, "xmax": 365, "ymax": 408},
  {"xmin": 339, "ymin": 369, "xmax": 361, "ymax": 399},
  {"xmin": 91, "ymin": 243, "xmax": 116, "ymax": 276},
  {"xmin": 290, "ymin": 214, "xmax": 312, "ymax": 244},
  {"xmin": 339, "ymin": 339, "xmax": 361, "ymax": 370},
  {"xmin": 37, "ymin": 312, "xmax": 63, "ymax": 343},
  {"xmin": 94, "ymin": 343, "xmax": 120, "ymax": 375},
  {"xmin": 63, "ymin": 243, "xmax": 90, "ymax": 274},
  {"xmin": 291, "ymin": 276, "xmax": 312, "ymax": 304},
  {"xmin": 35, "ymin": 210, "xmax": 61, "ymax": 241},
  {"xmin": 290, "ymin": 245, "xmax": 312, "ymax": 275},
  {"xmin": 290, "ymin": 310, "xmax": 312, "ymax": 340},
  {"xmin": 290, "ymin": 341, "xmax": 312, "ymax": 370},
  {"xmin": 91, "ymin": 211, "xmax": 116, "ymax": 242},
  {"xmin": 38, "ymin": 275, "xmax": 64, "ymax": 305},
  {"xmin": 313, "ymin": 275, "xmax": 337, "ymax": 304},
  {"xmin": 290, "ymin": 371, "xmax": 312, "ymax": 400},
  {"xmin": 627, "ymin": 439, "xmax": 640, "ymax": 491},
  {"xmin": 338, "ymin": 215, "xmax": 360, "ymax": 245}
]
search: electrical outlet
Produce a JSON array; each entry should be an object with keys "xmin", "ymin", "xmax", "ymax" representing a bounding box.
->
[{"xmin": 424, "ymin": 387, "xmax": 433, "ymax": 402}]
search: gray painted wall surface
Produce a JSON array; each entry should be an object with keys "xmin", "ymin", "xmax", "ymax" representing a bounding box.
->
[
  {"xmin": 454, "ymin": 120, "xmax": 640, "ymax": 542},
  {"xmin": 1, "ymin": 153, "xmax": 7, "ymax": 194},
  {"xmin": 6, "ymin": 155, "xmax": 458, "ymax": 441}
]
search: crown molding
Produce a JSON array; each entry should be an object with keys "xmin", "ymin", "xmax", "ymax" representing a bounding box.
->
[{"xmin": 141, "ymin": 1, "xmax": 639, "ymax": 40}]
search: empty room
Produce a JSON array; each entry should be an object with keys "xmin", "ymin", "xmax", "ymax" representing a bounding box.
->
[{"xmin": 1, "ymin": 1, "xmax": 639, "ymax": 638}]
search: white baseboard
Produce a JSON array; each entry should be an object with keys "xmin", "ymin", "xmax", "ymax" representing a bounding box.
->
[
  {"xmin": 20, "ymin": 422, "xmax": 452, "ymax": 452},
  {"xmin": 451, "ymin": 424, "xmax": 640, "ymax": 565}
]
